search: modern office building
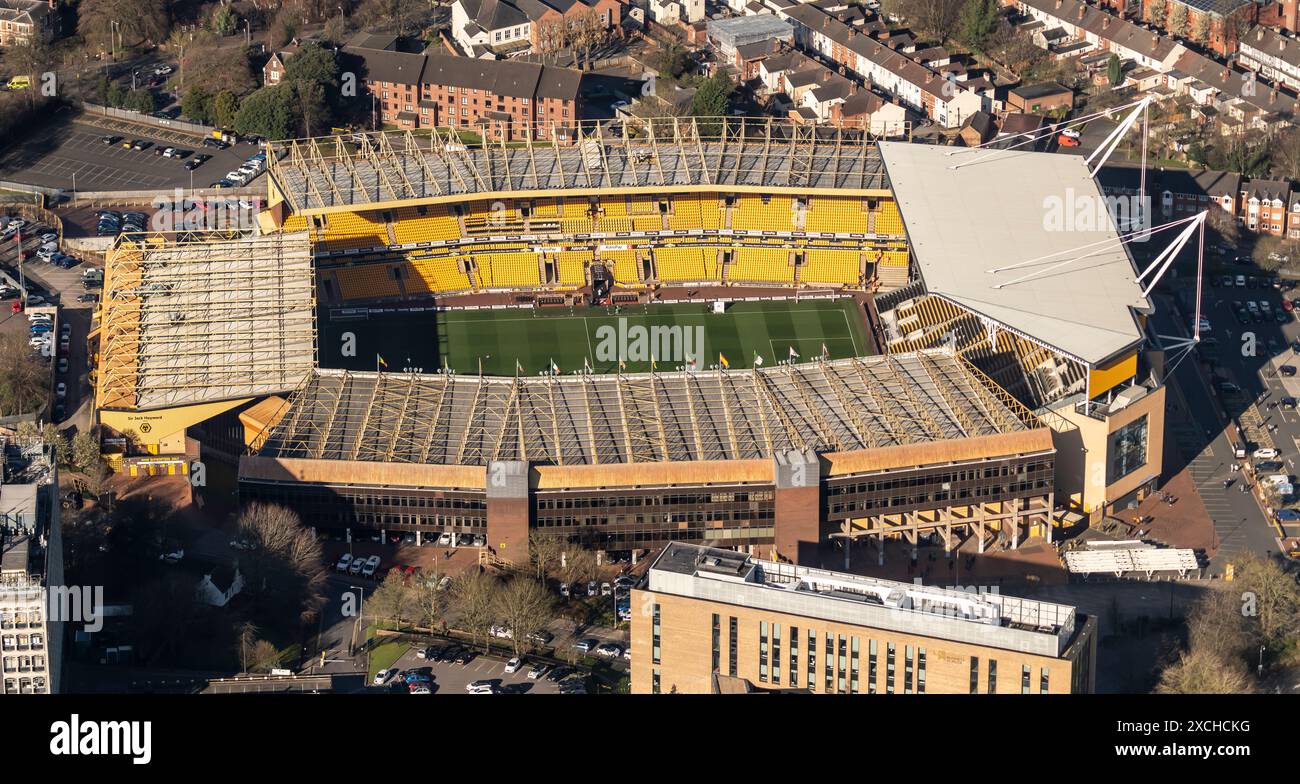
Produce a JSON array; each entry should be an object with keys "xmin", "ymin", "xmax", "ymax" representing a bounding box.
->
[{"xmin": 630, "ymin": 543, "xmax": 1097, "ymax": 694}]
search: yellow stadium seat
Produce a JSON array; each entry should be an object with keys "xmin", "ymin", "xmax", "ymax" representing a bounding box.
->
[{"xmin": 322, "ymin": 211, "xmax": 388, "ymax": 252}]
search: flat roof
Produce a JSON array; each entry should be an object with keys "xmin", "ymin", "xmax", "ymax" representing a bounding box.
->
[
  {"xmin": 878, "ymin": 141, "xmax": 1150, "ymax": 366},
  {"xmin": 648, "ymin": 543, "xmax": 1079, "ymax": 657}
]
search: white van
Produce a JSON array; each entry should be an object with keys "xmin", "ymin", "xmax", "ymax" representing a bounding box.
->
[{"xmin": 1262, "ymin": 473, "xmax": 1291, "ymax": 486}]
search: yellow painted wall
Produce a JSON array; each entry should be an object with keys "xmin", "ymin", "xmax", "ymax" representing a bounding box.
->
[
  {"xmin": 99, "ymin": 397, "xmax": 252, "ymax": 453},
  {"xmin": 1087, "ymin": 352, "xmax": 1137, "ymax": 399}
]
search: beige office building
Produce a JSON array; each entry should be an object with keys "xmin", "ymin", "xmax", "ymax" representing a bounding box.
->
[{"xmin": 631, "ymin": 543, "xmax": 1096, "ymax": 694}]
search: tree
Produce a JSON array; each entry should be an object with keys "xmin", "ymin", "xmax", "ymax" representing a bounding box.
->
[
  {"xmin": 958, "ymin": 0, "xmax": 998, "ymax": 50},
  {"xmin": 0, "ymin": 332, "xmax": 48, "ymax": 416},
  {"xmin": 182, "ymin": 86, "xmax": 214, "ymax": 125},
  {"xmin": 180, "ymin": 32, "xmax": 256, "ymax": 98},
  {"xmin": 233, "ymin": 84, "xmax": 296, "ymax": 140},
  {"xmin": 414, "ymin": 573, "xmax": 448, "ymax": 630},
  {"xmin": 125, "ymin": 87, "xmax": 157, "ymax": 114},
  {"xmin": 1169, "ymin": 5, "xmax": 1188, "ymax": 38},
  {"xmin": 1231, "ymin": 553, "xmax": 1300, "ymax": 645},
  {"xmin": 367, "ymin": 570, "xmax": 419, "ymax": 629},
  {"xmin": 236, "ymin": 621, "xmax": 260, "ymax": 673},
  {"xmin": 651, "ymin": 41, "xmax": 691, "ymax": 82},
  {"xmin": 493, "ymin": 577, "xmax": 555, "ymax": 656},
  {"xmin": 883, "ymin": 0, "xmax": 964, "ymax": 40},
  {"xmin": 449, "ymin": 570, "xmax": 500, "ymax": 652},
  {"xmin": 213, "ymin": 90, "xmax": 241, "ymax": 129},
  {"xmin": 1191, "ymin": 12, "xmax": 1210, "ymax": 44},
  {"xmin": 233, "ymin": 503, "xmax": 328, "ymax": 625},
  {"xmin": 248, "ymin": 639, "xmax": 285, "ymax": 673},
  {"xmin": 42, "ymin": 423, "xmax": 70, "ymax": 467},
  {"xmin": 78, "ymin": 0, "xmax": 170, "ymax": 52},
  {"xmin": 559, "ymin": 548, "xmax": 599, "ymax": 587},
  {"xmin": 690, "ymin": 72, "xmax": 733, "ymax": 119},
  {"xmin": 106, "ymin": 81, "xmax": 128, "ymax": 108},
  {"xmin": 71, "ymin": 430, "xmax": 101, "ymax": 472},
  {"xmin": 528, "ymin": 532, "xmax": 564, "ymax": 582},
  {"xmin": 1107, "ymin": 53, "xmax": 1122, "ymax": 86},
  {"xmin": 1147, "ymin": 0, "xmax": 1167, "ymax": 28},
  {"xmin": 1156, "ymin": 648, "xmax": 1254, "ymax": 694},
  {"xmin": 212, "ymin": 4, "xmax": 239, "ymax": 36}
]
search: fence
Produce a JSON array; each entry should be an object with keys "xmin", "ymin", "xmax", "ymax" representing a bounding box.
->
[{"xmin": 81, "ymin": 102, "xmax": 217, "ymax": 138}]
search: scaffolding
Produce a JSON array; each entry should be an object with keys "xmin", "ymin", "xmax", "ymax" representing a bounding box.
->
[
  {"xmin": 253, "ymin": 349, "xmax": 1039, "ymax": 467},
  {"xmin": 96, "ymin": 231, "xmax": 318, "ymax": 411},
  {"xmin": 268, "ymin": 117, "xmax": 891, "ymax": 214}
]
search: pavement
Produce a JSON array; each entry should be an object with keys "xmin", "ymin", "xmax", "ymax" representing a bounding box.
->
[{"xmin": 0, "ymin": 111, "xmax": 263, "ymax": 192}]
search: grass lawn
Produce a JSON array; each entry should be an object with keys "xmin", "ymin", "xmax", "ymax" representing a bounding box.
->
[
  {"xmin": 366, "ymin": 628, "xmax": 408, "ymax": 680},
  {"xmin": 320, "ymin": 298, "xmax": 870, "ymax": 376}
]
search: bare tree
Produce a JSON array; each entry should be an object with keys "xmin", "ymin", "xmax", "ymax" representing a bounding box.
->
[
  {"xmin": 450, "ymin": 569, "xmax": 500, "ymax": 652},
  {"xmin": 0, "ymin": 332, "xmax": 48, "ymax": 416},
  {"xmin": 559, "ymin": 548, "xmax": 599, "ymax": 587},
  {"xmin": 249, "ymin": 639, "xmax": 285, "ymax": 673},
  {"xmin": 493, "ymin": 577, "xmax": 555, "ymax": 656},
  {"xmin": 235, "ymin": 503, "xmax": 328, "ymax": 625},
  {"xmin": 528, "ymin": 532, "xmax": 564, "ymax": 582},
  {"xmin": 1232, "ymin": 553, "xmax": 1300, "ymax": 645},
  {"xmin": 367, "ymin": 569, "xmax": 419, "ymax": 630},
  {"xmin": 1156, "ymin": 648, "xmax": 1254, "ymax": 694}
]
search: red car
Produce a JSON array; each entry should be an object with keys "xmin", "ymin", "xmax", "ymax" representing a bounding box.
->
[{"xmin": 1057, "ymin": 134, "xmax": 1081, "ymax": 147}]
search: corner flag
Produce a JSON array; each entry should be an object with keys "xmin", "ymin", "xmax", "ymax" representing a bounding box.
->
[{"xmin": 719, "ymin": 353, "xmax": 730, "ymax": 369}]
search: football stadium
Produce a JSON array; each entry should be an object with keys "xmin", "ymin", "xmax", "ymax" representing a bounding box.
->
[{"xmin": 90, "ymin": 117, "xmax": 1168, "ymax": 566}]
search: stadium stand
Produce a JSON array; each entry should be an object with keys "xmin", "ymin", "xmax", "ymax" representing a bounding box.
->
[
  {"xmin": 801, "ymin": 249, "xmax": 862, "ymax": 286},
  {"xmin": 322, "ymin": 211, "xmax": 388, "ymax": 252},
  {"xmin": 405, "ymin": 255, "xmax": 473, "ymax": 294},
  {"xmin": 727, "ymin": 247, "xmax": 794, "ymax": 284},
  {"xmin": 392, "ymin": 205, "xmax": 460, "ymax": 244},
  {"xmin": 334, "ymin": 264, "xmax": 401, "ymax": 299},
  {"xmin": 730, "ymin": 195, "xmax": 797, "ymax": 232},
  {"xmin": 805, "ymin": 197, "xmax": 866, "ymax": 234}
]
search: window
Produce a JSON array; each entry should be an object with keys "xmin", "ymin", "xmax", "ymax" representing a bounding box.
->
[
  {"xmin": 988, "ymin": 660, "xmax": 997, "ymax": 694},
  {"xmin": 652, "ymin": 603, "xmax": 661, "ymax": 665},
  {"xmin": 652, "ymin": 669, "xmax": 660, "ymax": 694},
  {"xmin": 868, "ymin": 640, "xmax": 878, "ymax": 694},
  {"xmin": 886, "ymin": 643, "xmax": 896, "ymax": 694},
  {"xmin": 758, "ymin": 622, "xmax": 768, "ymax": 682},
  {"xmin": 904, "ymin": 645, "xmax": 914, "ymax": 694},
  {"xmin": 789, "ymin": 626, "xmax": 799, "ymax": 687},
  {"xmin": 807, "ymin": 629, "xmax": 817, "ymax": 690},
  {"xmin": 849, "ymin": 637, "xmax": 860, "ymax": 694},
  {"xmin": 1040, "ymin": 667, "xmax": 1050, "ymax": 694},
  {"xmin": 771, "ymin": 624, "xmax": 781, "ymax": 684},
  {"xmin": 1022, "ymin": 665, "xmax": 1031, "ymax": 694},
  {"xmin": 836, "ymin": 635, "xmax": 847, "ymax": 693},
  {"xmin": 970, "ymin": 656, "xmax": 979, "ymax": 694},
  {"xmin": 728, "ymin": 617, "xmax": 737, "ymax": 677},
  {"xmin": 917, "ymin": 648, "xmax": 926, "ymax": 694},
  {"xmin": 824, "ymin": 633, "xmax": 834, "ymax": 692},
  {"xmin": 1108, "ymin": 415, "xmax": 1149, "ymax": 483},
  {"xmin": 711, "ymin": 614, "xmax": 720, "ymax": 673}
]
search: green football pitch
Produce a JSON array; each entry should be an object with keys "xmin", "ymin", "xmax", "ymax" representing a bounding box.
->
[{"xmin": 319, "ymin": 298, "xmax": 871, "ymax": 376}]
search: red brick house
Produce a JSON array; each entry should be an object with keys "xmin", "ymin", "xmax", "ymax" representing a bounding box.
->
[{"xmin": 344, "ymin": 40, "xmax": 582, "ymax": 141}]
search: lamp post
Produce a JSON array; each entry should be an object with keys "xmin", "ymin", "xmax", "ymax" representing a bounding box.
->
[{"xmin": 349, "ymin": 584, "xmax": 366, "ymax": 656}]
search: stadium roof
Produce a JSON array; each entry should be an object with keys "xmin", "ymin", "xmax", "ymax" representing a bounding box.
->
[
  {"xmin": 268, "ymin": 118, "xmax": 889, "ymax": 213},
  {"xmin": 878, "ymin": 141, "xmax": 1151, "ymax": 366},
  {"xmin": 96, "ymin": 232, "xmax": 317, "ymax": 412},
  {"xmin": 253, "ymin": 350, "xmax": 1038, "ymax": 467}
]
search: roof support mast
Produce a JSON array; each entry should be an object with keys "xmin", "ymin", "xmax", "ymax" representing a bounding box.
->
[{"xmin": 1085, "ymin": 95, "xmax": 1151, "ymax": 178}]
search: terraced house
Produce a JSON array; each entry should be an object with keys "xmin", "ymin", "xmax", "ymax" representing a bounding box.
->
[
  {"xmin": 1238, "ymin": 24, "xmax": 1300, "ymax": 92},
  {"xmin": 451, "ymin": 0, "xmax": 622, "ymax": 57}
]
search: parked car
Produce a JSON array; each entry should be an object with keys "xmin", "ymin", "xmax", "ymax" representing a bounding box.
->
[
  {"xmin": 586, "ymin": 581, "xmax": 598, "ymax": 597},
  {"xmin": 1282, "ymin": 366, "xmax": 1297, "ymax": 377},
  {"xmin": 361, "ymin": 554, "xmax": 381, "ymax": 577},
  {"xmin": 504, "ymin": 657, "xmax": 522, "ymax": 674},
  {"xmin": 600, "ymin": 582, "xmax": 612, "ymax": 596},
  {"xmin": 559, "ymin": 582, "xmax": 570, "ymax": 598},
  {"xmin": 335, "ymin": 553, "xmax": 353, "ymax": 572},
  {"xmin": 373, "ymin": 668, "xmax": 396, "ymax": 685},
  {"xmin": 573, "ymin": 638, "xmax": 597, "ymax": 653},
  {"xmin": 526, "ymin": 630, "xmax": 554, "ymax": 645},
  {"xmin": 466, "ymin": 681, "xmax": 495, "ymax": 694},
  {"xmin": 1254, "ymin": 448, "xmax": 1280, "ymax": 460},
  {"xmin": 349, "ymin": 557, "xmax": 365, "ymax": 574},
  {"xmin": 527, "ymin": 664, "xmax": 548, "ymax": 679},
  {"xmin": 595, "ymin": 642, "xmax": 623, "ymax": 659},
  {"xmin": 438, "ymin": 532, "xmax": 452, "ymax": 546}
]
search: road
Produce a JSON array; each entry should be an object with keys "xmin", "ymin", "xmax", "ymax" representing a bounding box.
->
[{"xmin": 1159, "ymin": 273, "xmax": 1294, "ymax": 562}]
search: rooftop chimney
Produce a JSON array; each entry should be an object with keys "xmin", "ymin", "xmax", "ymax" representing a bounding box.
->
[
  {"xmin": 1078, "ymin": 6, "xmax": 1085, "ymax": 20},
  {"xmin": 850, "ymin": 83, "xmax": 858, "ymax": 95},
  {"xmin": 823, "ymin": 16, "xmax": 829, "ymax": 28},
  {"xmin": 772, "ymin": 37, "xmax": 781, "ymax": 53},
  {"xmin": 823, "ymin": 69, "xmax": 831, "ymax": 81},
  {"xmin": 1103, "ymin": 17, "xmax": 1110, "ymax": 29}
]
